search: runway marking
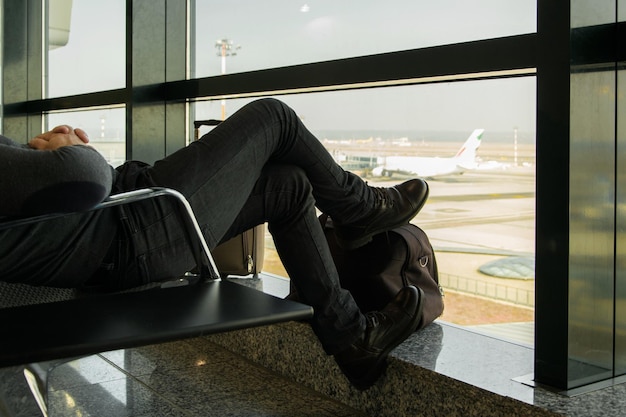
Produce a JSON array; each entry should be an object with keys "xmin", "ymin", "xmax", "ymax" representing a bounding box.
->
[
  {"xmin": 416, "ymin": 212, "xmax": 535, "ymax": 229},
  {"xmin": 426, "ymin": 192, "xmax": 535, "ymax": 203},
  {"xmin": 435, "ymin": 208, "xmax": 471, "ymax": 213}
]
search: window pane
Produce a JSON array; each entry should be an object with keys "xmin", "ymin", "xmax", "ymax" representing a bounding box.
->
[
  {"xmin": 616, "ymin": 0, "xmax": 626, "ymax": 381},
  {"xmin": 47, "ymin": 107, "xmax": 126, "ymax": 167},
  {"xmin": 567, "ymin": 0, "xmax": 618, "ymax": 388},
  {"xmin": 194, "ymin": 76, "xmax": 536, "ymax": 344},
  {"xmin": 47, "ymin": 0, "xmax": 125, "ymax": 98},
  {"xmin": 193, "ymin": 0, "xmax": 537, "ymax": 78}
]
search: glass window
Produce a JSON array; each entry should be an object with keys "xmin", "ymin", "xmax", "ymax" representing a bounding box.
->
[
  {"xmin": 46, "ymin": 0, "xmax": 126, "ymax": 98},
  {"xmin": 47, "ymin": 106, "xmax": 126, "ymax": 167},
  {"xmin": 571, "ymin": 0, "xmax": 616, "ymax": 27},
  {"xmin": 616, "ymin": 0, "xmax": 626, "ymax": 380},
  {"xmin": 193, "ymin": 0, "xmax": 537, "ymax": 78},
  {"xmin": 193, "ymin": 76, "xmax": 536, "ymax": 344},
  {"xmin": 567, "ymin": 0, "xmax": 619, "ymax": 387}
]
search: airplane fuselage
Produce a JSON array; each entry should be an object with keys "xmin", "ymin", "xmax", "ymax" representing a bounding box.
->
[
  {"xmin": 370, "ymin": 129, "xmax": 485, "ymax": 179},
  {"xmin": 372, "ymin": 155, "xmax": 470, "ymax": 178}
]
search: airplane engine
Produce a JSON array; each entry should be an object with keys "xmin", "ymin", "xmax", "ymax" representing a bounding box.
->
[{"xmin": 371, "ymin": 166, "xmax": 391, "ymax": 177}]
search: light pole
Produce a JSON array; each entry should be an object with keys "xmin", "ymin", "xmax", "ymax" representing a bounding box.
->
[{"xmin": 215, "ymin": 38, "xmax": 241, "ymax": 120}]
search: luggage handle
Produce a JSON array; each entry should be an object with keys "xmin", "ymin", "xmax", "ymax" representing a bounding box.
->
[{"xmin": 194, "ymin": 119, "xmax": 222, "ymax": 140}]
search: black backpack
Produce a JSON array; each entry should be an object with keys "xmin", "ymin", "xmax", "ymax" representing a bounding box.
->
[{"xmin": 319, "ymin": 214, "xmax": 444, "ymax": 330}]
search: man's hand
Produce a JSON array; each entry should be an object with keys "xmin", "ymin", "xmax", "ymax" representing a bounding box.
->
[{"xmin": 28, "ymin": 125, "xmax": 90, "ymax": 151}]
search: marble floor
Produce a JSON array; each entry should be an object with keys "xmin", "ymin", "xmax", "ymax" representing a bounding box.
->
[{"xmin": 1, "ymin": 334, "xmax": 366, "ymax": 417}]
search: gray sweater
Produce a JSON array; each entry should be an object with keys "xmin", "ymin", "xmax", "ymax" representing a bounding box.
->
[
  {"xmin": 0, "ymin": 135, "xmax": 118, "ymax": 286},
  {"xmin": 0, "ymin": 135, "xmax": 113, "ymax": 216}
]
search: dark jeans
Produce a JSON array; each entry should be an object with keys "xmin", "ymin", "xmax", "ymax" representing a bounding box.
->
[{"xmin": 102, "ymin": 98, "xmax": 370, "ymax": 354}]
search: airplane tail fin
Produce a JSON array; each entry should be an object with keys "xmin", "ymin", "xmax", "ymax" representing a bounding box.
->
[{"xmin": 453, "ymin": 129, "xmax": 484, "ymax": 165}]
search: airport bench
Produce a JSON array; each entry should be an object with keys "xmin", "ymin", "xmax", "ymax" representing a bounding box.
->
[{"xmin": 0, "ymin": 188, "xmax": 312, "ymax": 414}]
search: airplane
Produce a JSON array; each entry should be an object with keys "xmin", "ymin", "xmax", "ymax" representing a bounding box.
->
[{"xmin": 370, "ymin": 129, "xmax": 485, "ymax": 179}]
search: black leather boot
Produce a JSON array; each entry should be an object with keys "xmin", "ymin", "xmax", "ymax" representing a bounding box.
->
[
  {"xmin": 334, "ymin": 285, "xmax": 424, "ymax": 390},
  {"xmin": 334, "ymin": 178, "xmax": 429, "ymax": 250}
]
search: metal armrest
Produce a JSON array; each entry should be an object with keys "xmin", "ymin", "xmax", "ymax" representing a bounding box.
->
[{"xmin": 0, "ymin": 187, "xmax": 220, "ymax": 280}]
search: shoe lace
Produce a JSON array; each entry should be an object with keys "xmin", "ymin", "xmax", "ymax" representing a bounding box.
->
[
  {"xmin": 369, "ymin": 186, "xmax": 394, "ymax": 210},
  {"xmin": 365, "ymin": 311, "xmax": 384, "ymax": 328}
]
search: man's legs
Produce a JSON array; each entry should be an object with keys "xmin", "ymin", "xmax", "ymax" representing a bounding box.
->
[
  {"xmin": 220, "ymin": 164, "xmax": 365, "ymax": 353},
  {"xmin": 132, "ymin": 98, "xmax": 425, "ymax": 249},
  {"xmin": 223, "ymin": 167, "xmax": 424, "ymax": 388}
]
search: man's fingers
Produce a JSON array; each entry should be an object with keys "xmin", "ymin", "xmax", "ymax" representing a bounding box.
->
[
  {"xmin": 74, "ymin": 128, "xmax": 90, "ymax": 143},
  {"xmin": 51, "ymin": 125, "xmax": 72, "ymax": 134},
  {"xmin": 28, "ymin": 137, "xmax": 47, "ymax": 150},
  {"xmin": 29, "ymin": 125, "xmax": 89, "ymax": 149}
]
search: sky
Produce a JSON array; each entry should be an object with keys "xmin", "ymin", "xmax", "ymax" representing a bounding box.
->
[{"xmin": 47, "ymin": 0, "xmax": 537, "ymax": 142}]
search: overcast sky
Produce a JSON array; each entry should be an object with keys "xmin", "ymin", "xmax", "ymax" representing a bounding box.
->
[{"xmin": 47, "ymin": 0, "xmax": 537, "ymax": 140}]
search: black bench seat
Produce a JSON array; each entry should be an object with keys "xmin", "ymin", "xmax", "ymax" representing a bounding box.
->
[{"xmin": 0, "ymin": 278, "xmax": 312, "ymax": 368}]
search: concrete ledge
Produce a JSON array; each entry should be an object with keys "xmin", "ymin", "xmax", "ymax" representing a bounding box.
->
[{"xmin": 206, "ymin": 321, "xmax": 558, "ymax": 417}]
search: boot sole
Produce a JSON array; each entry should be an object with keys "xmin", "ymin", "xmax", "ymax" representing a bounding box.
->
[{"xmin": 349, "ymin": 287, "xmax": 425, "ymax": 390}]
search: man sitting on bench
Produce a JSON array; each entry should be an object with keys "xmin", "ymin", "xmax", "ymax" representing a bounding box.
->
[{"xmin": 0, "ymin": 98, "xmax": 428, "ymax": 391}]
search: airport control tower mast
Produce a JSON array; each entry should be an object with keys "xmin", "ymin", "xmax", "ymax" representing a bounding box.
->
[{"xmin": 215, "ymin": 38, "xmax": 241, "ymax": 120}]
